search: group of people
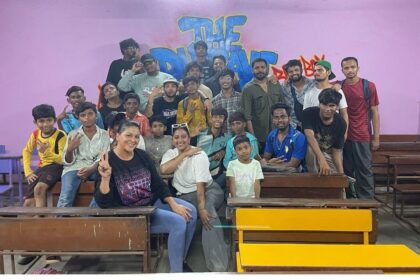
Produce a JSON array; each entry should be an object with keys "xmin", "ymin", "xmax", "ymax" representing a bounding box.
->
[{"xmin": 20, "ymin": 37, "xmax": 380, "ymax": 272}]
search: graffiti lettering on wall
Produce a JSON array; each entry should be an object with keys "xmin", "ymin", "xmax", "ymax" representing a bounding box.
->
[
  {"xmin": 271, "ymin": 54, "xmax": 326, "ymax": 80},
  {"xmin": 150, "ymin": 15, "xmax": 325, "ymax": 86}
]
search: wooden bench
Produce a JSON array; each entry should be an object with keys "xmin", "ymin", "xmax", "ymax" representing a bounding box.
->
[
  {"xmin": 47, "ymin": 181, "xmax": 95, "ymax": 207},
  {"xmin": 260, "ymin": 173, "xmax": 348, "ymax": 199},
  {"xmin": 235, "ymin": 208, "xmax": 420, "ymax": 273},
  {"xmin": 0, "ymin": 206, "xmax": 155, "ymax": 274}
]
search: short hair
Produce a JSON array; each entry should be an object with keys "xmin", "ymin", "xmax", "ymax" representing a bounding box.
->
[
  {"xmin": 318, "ymin": 88, "xmax": 342, "ymax": 106},
  {"xmin": 229, "ymin": 111, "xmax": 246, "ymax": 124},
  {"xmin": 149, "ymin": 115, "xmax": 167, "ymax": 127},
  {"xmin": 251, "ymin": 58, "xmax": 268, "ymax": 68},
  {"xmin": 123, "ymin": 92, "xmax": 140, "ymax": 104},
  {"xmin": 32, "ymin": 104, "xmax": 56, "ymax": 121},
  {"xmin": 341, "ymin": 57, "xmax": 359, "ymax": 67},
  {"xmin": 105, "ymin": 111, "xmax": 126, "ymax": 130},
  {"xmin": 119, "ymin": 38, "xmax": 139, "ymax": 54},
  {"xmin": 211, "ymin": 107, "xmax": 228, "ymax": 121},
  {"xmin": 233, "ymin": 135, "xmax": 250, "ymax": 149},
  {"xmin": 182, "ymin": 76, "xmax": 200, "ymax": 86},
  {"xmin": 117, "ymin": 119, "xmax": 141, "ymax": 134},
  {"xmin": 74, "ymin": 102, "xmax": 97, "ymax": 117},
  {"xmin": 66, "ymin": 86, "xmax": 84, "ymax": 97},
  {"xmin": 213, "ymin": 55, "xmax": 226, "ymax": 64},
  {"xmin": 99, "ymin": 82, "xmax": 119, "ymax": 106},
  {"xmin": 194, "ymin": 40, "xmax": 208, "ymax": 50},
  {"xmin": 271, "ymin": 103, "xmax": 291, "ymax": 116},
  {"xmin": 218, "ymin": 69, "xmax": 235, "ymax": 80},
  {"xmin": 284, "ymin": 59, "xmax": 302, "ymax": 72},
  {"xmin": 184, "ymin": 61, "xmax": 203, "ymax": 77}
]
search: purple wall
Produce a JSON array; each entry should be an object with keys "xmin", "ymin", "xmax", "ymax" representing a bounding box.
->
[{"xmin": 1, "ymin": 0, "xmax": 420, "ymax": 153}]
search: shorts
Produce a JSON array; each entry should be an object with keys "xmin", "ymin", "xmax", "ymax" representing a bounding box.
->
[{"xmin": 25, "ymin": 163, "xmax": 63, "ymax": 198}]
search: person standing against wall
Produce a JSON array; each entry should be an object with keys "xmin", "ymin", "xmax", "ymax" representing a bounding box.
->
[{"xmin": 341, "ymin": 57, "xmax": 380, "ymax": 199}]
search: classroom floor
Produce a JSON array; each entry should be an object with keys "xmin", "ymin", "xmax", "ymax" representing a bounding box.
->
[{"xmin": 1, "ymin": 185, "xmax": 420, "ymax": 274}]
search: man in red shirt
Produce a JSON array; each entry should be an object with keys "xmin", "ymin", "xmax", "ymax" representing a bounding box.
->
[{"xmin": 341, "ymin": 57, "xmax": 380, "ymax": 199}]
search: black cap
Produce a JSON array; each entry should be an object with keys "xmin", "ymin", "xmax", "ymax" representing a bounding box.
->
[{"xmin": 140, "ymin": 54, "xmax": 155, "ymax": 64}]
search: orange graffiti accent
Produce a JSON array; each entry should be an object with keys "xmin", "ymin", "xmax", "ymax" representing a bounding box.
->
[
  {"xmin": 271, "ymin": 54, "xmax": 326, "ymax": 80},
  {"xmin": 271, "ymin": 66, "xmax": 287, "ymax": 80},
  {"xmin": 300, "ymin": 54, "xmax": 325, "ymax": 77}
]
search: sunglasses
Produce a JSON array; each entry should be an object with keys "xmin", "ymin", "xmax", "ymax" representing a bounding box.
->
[{"xmin": 171, "ymin": 123, "xmax": 189, "ymax": 134}]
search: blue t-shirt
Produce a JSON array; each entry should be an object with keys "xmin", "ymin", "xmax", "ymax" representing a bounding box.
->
[
  {"xmin": 264, "ymin": 125, "xmax": 307, "ymax": 163},
  {"xmin": 224, "ymin": 132, "xmax": 259, "ymax": 169},
  {"xmin": 61, "ymin": 111, "xmax": 104, "ymax": 134}
]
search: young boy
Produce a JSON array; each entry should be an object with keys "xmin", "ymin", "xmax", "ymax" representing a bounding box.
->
[
  {"xmin": 123, "ymin": 93, "xmax": 151, "ymax": 136},
  {"xmin": 106, "ymin": 111, "xmax": 145, "ymax": 150},
  {"xmin": 144, "ymin": 115, "xmax": 172, "ymax": 173},
  {"xmin": 223, "ymin": 111, "xmax": 261, "ymax": 169},
  {"xmin": 57, "ymin": 102, "xmax": 110, "ymax": 207},
  {"xmin": 57, "ymin": 86, "xmax": 104, "ymax": 133},
  {"xmin": 176, "ymin": 76, "xmax": 211, "ymax": 139},
  {"xmin": 22, "ymin": 104, "xmax": 67, "ymax": 207},
  {"xmin": 226, "ymin": 135, "xmax": 264, "ymax": 198}
]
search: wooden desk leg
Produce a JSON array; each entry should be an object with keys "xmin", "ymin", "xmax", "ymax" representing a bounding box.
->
[
  {"xmin": 143, "ymin": 216, "xmax": 151, "ymax": 273},
  {"xmin": 0, "ymin": 254, "xmax": 5, "ymax": 274}
]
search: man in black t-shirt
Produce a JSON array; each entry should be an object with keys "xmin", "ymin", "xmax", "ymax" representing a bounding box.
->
[
  {"xmin": 151, "ymin": 78, "xmax": 184, "ymax": 135},
  {"xmin": 105, "ymin": 38, "xmax": 144, "ymax": 99},
  {"xmin": 302, "ymin": 88, "xmax": 347, "ymax": 175}
]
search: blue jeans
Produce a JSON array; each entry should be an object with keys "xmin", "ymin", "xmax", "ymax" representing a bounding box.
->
[
  {"xmin": 151, "ymin": 198, "xmax": 197, "ymax": 272},
  {"xmin": 57, "ymin": 170, "xmax": 98, "ymax": 207}
]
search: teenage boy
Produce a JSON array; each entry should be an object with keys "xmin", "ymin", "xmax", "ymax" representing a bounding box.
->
[
  {"xmin": 123, "ymin": 93, "xmax": 151, "ymax": 136},
  {"xmin": 261, "ymin": 103, "xmax": 307, "ymax": 172},
  {"xmin": 57, "ymin": 86, "xmax": 104, "ymax": 133},
  {"xmin": 57, "ymin": 102, "xmax": 110, "ymax": 207},
  {"xmin": 223, "ymin": 111, "xmax": 261, "ymax": 169},
  {"xmin": 227, "ymin": 135, "xmax": 264, "ymax": 198},
  {"xmin": 144, "ymin": 115, "xmax": 173, "ymax": 173},
  {"xmin": 193, "ymin": 40, "xmax": 214, "ymax": 82},
  {"xmin": 197, "ymin": 107, "xmax": 230, "ymax": 190},
  {"xmin": 176, "ymin": 76, "xmax": 211, "ymax": 138},
  {"xmin": 302, "ymin": 88, "xmax": 347, "ymax": 175},
  {"xmin": 22, "ymin": 104, "xmax": 67, "ymax": 207}
]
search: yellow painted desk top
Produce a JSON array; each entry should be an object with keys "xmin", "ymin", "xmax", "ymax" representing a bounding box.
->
[{"xmin": 239, "ymin": 244, "xmax": 420, "ymax": 272}]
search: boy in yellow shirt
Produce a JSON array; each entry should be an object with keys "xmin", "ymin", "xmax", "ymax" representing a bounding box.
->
[{"xmin": 22, "ymin": 104, "xmax": 67, "ymax": 208}]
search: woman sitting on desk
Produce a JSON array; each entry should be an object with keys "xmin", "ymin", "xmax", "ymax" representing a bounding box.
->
[{"xmin": 94, "ymin": 120, "xmax": 196, "ymax": 272}]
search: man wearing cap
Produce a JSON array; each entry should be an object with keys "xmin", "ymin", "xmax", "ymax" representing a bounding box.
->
[
  {"xmin": 118, "ymin": 53, "xmax": 174, "ymax": 113},
  {"xmin": 303, "ymin": 60, "xmax": 348, "ymax": 136},
  {"xmin": 106, "ymin": 38, "xmax": 143, "ymax": 99}
]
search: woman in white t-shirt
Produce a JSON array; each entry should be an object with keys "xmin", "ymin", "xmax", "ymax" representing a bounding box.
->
[{"xmin": 160, "ymin": 124, "xmax": 229, "ymax": 272}]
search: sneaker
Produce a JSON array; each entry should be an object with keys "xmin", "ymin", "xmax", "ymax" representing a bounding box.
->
[
  {"xmin": 17, "ymin": 255, "xmax": 37, "ymax": 265},
  {"xmin": 45, "ymin": 255, "xmax": 62, "ymax": 264}
]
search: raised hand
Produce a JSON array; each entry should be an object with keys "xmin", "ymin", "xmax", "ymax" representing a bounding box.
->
[
  {"xmin": 67, "ymin": 133, "xmax": 82, "ymax": 152},
  {"xmin": 57, "ymin": 105, "xmax": 69, "ymax": 122},
  {"xmin": 132, "ymin": 61, "xmax": 143, "ymax": 73},
  {"xmin": 98, "ymin": 151, "xmax": 112, "ymax": 179},
  {"xmin": 36, "ymin": 140, "xmax": 50, "ymax": 153}
]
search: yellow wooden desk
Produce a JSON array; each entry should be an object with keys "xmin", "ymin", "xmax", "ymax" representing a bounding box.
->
[{"xmin": 239, "ymin": 243, "xmax": 420, "ymax": 273}]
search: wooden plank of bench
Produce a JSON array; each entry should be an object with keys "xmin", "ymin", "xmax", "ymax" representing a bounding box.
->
[
  {"xmin": 48, "ymin": 181, "xmax": 96, "ymax": 207},
  {"xmin": 0, "ymin": 206, "xmax": 155, "ymax": 216},
  {"xmin": 380, "ymin": 135, "xmax": 420, "ymax": 142},
  {"xmin": 228, "ymin": 198, "xmax": 382, "ymax": 208},
  {"xmin": 239, "ymin": 243, "xmax": 420, "ymax": 272},
  {"xmin": 260, "ymin": 173, "xmax": 347, "ymax": 199},
  {"xmin": 393, "ymin": 184, "xmax": 420, "ymax": 193}
]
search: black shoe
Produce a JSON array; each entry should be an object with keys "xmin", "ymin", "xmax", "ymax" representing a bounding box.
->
[
  {"xmin": 17, "ymin": 255, "xmax": 37, "ymax": 265},
  {"xmin": 183, "ymin": 262, "xmax": 193, "ymax": 272}
]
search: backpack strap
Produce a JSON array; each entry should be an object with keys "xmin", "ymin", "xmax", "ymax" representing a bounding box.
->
[
  {"xmin": 182, "ymin": 96, "xmax": 190, "ymax": 114},
  {"xmin": 361, "ymin": 79, "xmax": 373, "ymax": 135},
  {"xmin": 54, "ymin": 131, "xmax": 65, "ymax": 154}
]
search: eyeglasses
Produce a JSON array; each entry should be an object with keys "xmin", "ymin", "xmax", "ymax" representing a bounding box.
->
[{"xmin": 171, "ymin": 123, "xmax": 189, "ymax": 134}]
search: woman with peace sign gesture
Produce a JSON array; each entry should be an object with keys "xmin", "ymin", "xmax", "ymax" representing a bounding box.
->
[{"xmin": 94, "ymin": 120, "xmax": 197, "ymax": 273}]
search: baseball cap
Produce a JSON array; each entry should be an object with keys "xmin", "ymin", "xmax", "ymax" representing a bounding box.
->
[
  {"xmin": 315, "ymin": 60, "xmax": 336, "ymax": 80},
  {"xmin": 162, "ymin": 77, "xmax": 179, "ymax": 87},
  {"xmin": 140, "ymin": 54, "xmax": 155, "ymax": 64}
]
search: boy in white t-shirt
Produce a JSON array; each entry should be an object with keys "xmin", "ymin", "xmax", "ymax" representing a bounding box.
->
[{"xmin": 226, "ymin": 135, "xmax": 264, "ymax": 198}]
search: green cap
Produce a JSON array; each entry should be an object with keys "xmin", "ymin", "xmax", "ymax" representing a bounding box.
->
[{"xmin": 315, "ymin": 60, "xmax": 336, "ymax": 80}]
